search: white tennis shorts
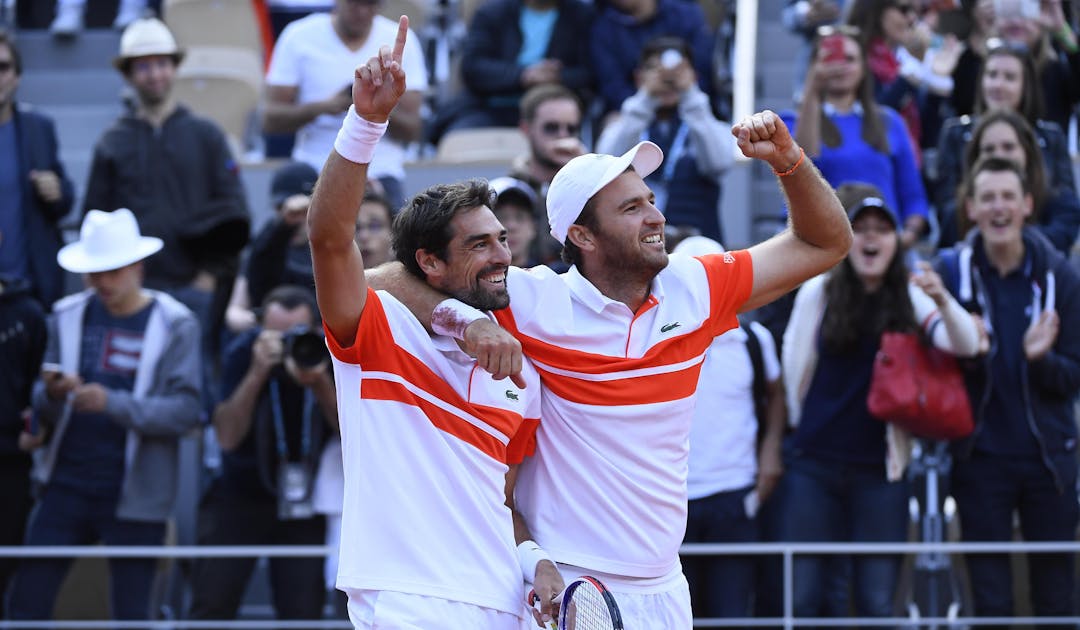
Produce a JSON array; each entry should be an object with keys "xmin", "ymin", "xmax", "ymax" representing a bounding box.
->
[
  {"xmin": 537, "ymin": 565, "xmax": 693, "ymax": 630},
  {"xmin": 346, "ymin": 589, "xmax": 522, "ymax": 630}
]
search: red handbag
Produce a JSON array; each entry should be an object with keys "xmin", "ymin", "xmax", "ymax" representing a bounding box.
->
[{"xmin": 867, "ymin": 331, "xmax": 975, "ymax": 441}]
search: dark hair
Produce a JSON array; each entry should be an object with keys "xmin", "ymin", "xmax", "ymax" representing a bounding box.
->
[
  {"xmin": 820, "ymin": 181, "xmax": 916, "ymax": 354},
  {"xmin": 973, "ymin": 43, "xmax": 1043, "ymax": 123},
  {"xmin": 809, "ymin": 28, "xmax": 891, "ymax": 155},
  {"xmin": 959, "ymin": 110, "xmax": 1044, "ymax": 219},
  {"xmin": 559, "ymin": 196, "xmax": 601, "ymax": 269},
  {"xmin": 845, "ymin": 0, "xmax": 892, "ymax": 46},
  {"xmin": 261, "ymin": 284, "xmax": 318, "ymax": 317},
  {"xmin": 0, "ymin": 28, "xmax": 22, "ymax": 76},
  {"xmin": 520, "ymin": 84, "xmax": 582, "ymax": 123},
  {"xmin": 639, "ymin": 35, "xmax": 693, "ymax": 66},
  {"xmin": 392, "ymin": 179, "xmax": 495, "ymax": 279},
  {"xmin": 957, "ymin": 154, "xmax": 1033, "ymax": 236}
]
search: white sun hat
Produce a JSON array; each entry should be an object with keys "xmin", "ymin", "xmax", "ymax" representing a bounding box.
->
[
  {"xmin": 546, "ymin": 141, "xmax": 664, "ymax": 244},
  {"xmin": 113, "ymin": 17, "xmax": 184, "ymax": 70},
  {"xmin": 57, "ymin": 209, "xmax": 163, "ymax": 274}
]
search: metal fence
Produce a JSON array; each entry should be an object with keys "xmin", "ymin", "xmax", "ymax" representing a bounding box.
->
[{"xmin": 1, "ymin": 540, "xmax": 1078, "ymax": 629}]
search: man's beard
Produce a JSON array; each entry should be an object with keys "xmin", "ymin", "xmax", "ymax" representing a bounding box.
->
[{"xmin": 452, "ymin": 272, "xmax": 510, "ymax": 311}]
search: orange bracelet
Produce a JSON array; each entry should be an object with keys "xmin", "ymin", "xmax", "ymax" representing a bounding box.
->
[{"xmin": 774, "ymin": 148, "xmax": 805, "ymax": 177}]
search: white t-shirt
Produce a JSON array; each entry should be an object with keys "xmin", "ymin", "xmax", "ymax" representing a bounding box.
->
[
  {"xmin": 266, "ymin": 13, "xmax": 429, "ymax": 178},
  {"xmin": 496, "ymin": 251, "xmax": 754, "ymax": 578},
  {"xmin": 686, "ymin": 320, "xmax": 780, "ymax": 500},
  {"xmin": 325, "ymin": 289, "xmax": 541, "ymax": 617}
]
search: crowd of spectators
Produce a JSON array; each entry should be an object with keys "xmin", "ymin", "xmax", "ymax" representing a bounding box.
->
[{"xmin": 0, "ymin": 0, "xmax": 1079, "ymax": 625}]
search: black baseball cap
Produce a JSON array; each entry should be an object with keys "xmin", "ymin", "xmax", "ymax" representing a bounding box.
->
[{"xmin": 271, "ymin": 161, "xmax": 319, "ymax": 208}]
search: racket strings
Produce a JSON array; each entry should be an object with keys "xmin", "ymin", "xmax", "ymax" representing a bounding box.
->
[{"xmin": 564, "ymin": 584, "xmax": 615, "ymax": 630}]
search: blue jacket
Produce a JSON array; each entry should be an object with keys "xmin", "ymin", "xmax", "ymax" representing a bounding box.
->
[
  {"xmin": 11, "ymin": 105, "xmax": 75, "ymax": 308},
  {"xmin": 461, "ymin": 0, "xmax": 595, "ymax": 101},
  {"xmin": 937, "ymin": 228, "xmax": 1080, "ymax": 492},
  {"xmin": 933, "ymin": 116, "xmax": 1078, "ymax": 253}
]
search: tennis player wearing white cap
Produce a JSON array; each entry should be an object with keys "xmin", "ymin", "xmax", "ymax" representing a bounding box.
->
[
  {"xmin": 9, "ymin": 208, "xmax": 202, "ymax": 622},
  {"xmin": 372, "ymin": 115, "xmax": 851, "ymax": 627},
  {"xmin": 361, "ymin": 101, "xmax": 852, "ymax": 625}
]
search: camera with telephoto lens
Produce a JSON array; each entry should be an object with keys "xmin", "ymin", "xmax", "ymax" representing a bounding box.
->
[{"xmin": 282, "ymin": 325, "xmax": 329, "ymax": 369}]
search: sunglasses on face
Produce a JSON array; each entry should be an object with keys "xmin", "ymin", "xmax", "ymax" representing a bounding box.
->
[
  {"xmin": 539, "ymin": 121, "xmax": 580, "ymax": 137},
  {"xmin": 0, "ymin": 61, "xmax": 14, "ymax": 73},
  {"xmin": 890, "ymin": 2, "xmax": 919, "ymax": 15}
]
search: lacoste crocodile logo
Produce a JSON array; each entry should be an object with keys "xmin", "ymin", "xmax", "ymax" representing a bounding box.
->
[
  {"xmin": 505, "ymin": 390, "xmax": 519, "ymax": 401},
  {"xmin": 661, "ymin": 322, "xmax": 682, "ymax": 333}
]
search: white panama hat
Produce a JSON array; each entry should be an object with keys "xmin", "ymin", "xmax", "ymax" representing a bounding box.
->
[
  {"xmin": 57, "ymin": 209, "xmax": 163, "ymax": 274},
  {"xmin": 545, "ymin": 141, "xmax": 664, "ymax": 244}
]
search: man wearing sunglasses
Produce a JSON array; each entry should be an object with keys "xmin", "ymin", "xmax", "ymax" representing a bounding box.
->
[
  {"xmin": 0, "ymin": 29, "xmax": 75, "ymax": 311},
  {"xmin": 509, "ymin": 84, "xmax": 587, "ymax": 267}
]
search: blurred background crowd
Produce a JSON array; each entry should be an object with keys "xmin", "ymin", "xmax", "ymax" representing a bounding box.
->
[{"xmin": 0, "ymin": 0, "xmax": 1079, "ymax": 626}]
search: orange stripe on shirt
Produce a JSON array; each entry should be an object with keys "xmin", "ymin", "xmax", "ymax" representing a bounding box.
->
[
  {"xmin": 361, "ymin": 379, "xmax": 509, "ymax": 462},
  {"xmin": 327, "ymin": 289, "xmax": 531, "ymax": 461},
  {"xmin": 699, "ymin": 249, "xmax": 754, "ymax": 336},
  {"xmin": 536, "ymin": 360, "xmax": 705, "ymax": 406},
  {"xmin": 493, "ymin": 312, "xmax": 716, "ymax": 376}
]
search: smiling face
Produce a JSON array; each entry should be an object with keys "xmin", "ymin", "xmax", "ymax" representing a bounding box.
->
[
  {"xmin": 981, "ymin": 53, "xmax": 1024, "ymax": 112},
  {"xmin": 424, "ymin": 206, "xmax": 512, "ymax": 311},
  {"xmin": 848, "ymin": 208, "xmax": 899, "ymax": 289},
  {"xmin": 976, "ymin": 120, "xmax": 1027, "ymax": 168},
  {"xmin": 582, "ymin": 170, "xmax": 668, "ymax": 276},
  {"xmin": 125, "ymin": 55, "xmax": 176, "ymax": 107},
  {"xmin": 965, "ymin": 168, "xmax": 1032, "ymax": 249}
]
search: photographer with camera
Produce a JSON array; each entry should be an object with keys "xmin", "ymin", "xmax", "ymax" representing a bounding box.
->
[
  {"xmin": 188, "ymin": 284, "xmax": 336, "ymax": 624},
  {"xmin": 596, "ymin": 35, "xmax": 733, "ymax": 245}
]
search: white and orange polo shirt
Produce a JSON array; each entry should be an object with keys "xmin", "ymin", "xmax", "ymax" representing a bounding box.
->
[
  {"xmin": 499, "ymin": 250, "xmax": 754, "ymax": 579},
  {"xmin": 325, "ymin": 288, "xmax": 541, "ymax": 617}
]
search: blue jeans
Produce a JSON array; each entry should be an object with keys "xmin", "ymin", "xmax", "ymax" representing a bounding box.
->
[
  {"xmin": 7, "ymin": 484, "xmax": 166, "ymax": 622},
  {"xmin": 951, "ymin": 451, "xmax": 1078, "ymax": 626},
  {"xmin": 682, "ymin": 485, "xmax": 758, "ymax": 617},
  {"xmin": 779, "ymin": 453, "xmax": 909, "ymax": 619}
]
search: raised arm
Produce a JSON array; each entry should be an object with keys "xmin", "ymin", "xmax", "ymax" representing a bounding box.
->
[
  {"xmin": 734, "ymin": 110, "xmax": 852, "ymax": 313},
  {"xmin": 308, "ymin": 17, "xmax": 409, "ymax": 347}
]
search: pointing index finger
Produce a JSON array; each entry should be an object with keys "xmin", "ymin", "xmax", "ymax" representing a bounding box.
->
[{"xmin": 393, "ymin": 15, "xmax": 409, "ymax": 65}]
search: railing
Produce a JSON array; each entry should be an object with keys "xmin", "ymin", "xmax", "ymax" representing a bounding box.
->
[{"xmin": 1, "ymin": 541, "xmax": 1078, "ymax": 628}]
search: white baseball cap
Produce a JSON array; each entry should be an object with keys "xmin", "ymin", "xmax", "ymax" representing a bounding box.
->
[
  {"xmin": 546, "ymin": 141, "xmax": 664, "ymax": 244},
  {"xmin": 57, "ymin": 209, "xmax": 163, "ymax": 274}
]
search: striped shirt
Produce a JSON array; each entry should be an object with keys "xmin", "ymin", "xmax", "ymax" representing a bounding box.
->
[
  {"xmin": 498, "ymin": 250, "xmax": 754, "ymax": 577},
  {"xmin": 326, "ymin": 289, "xmax": 541, "ymax": 616}
]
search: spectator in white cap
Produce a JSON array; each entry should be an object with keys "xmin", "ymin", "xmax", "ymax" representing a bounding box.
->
[
  {"xmin": 7, "ymin": 208, "xmax": 202, "ymax": 623},
  {"xmin": 368, "ymin": 106, "xmax": 854, "ymax": 625}
]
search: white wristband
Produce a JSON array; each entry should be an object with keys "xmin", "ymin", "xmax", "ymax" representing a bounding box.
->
[
  {"xmin": 333, "ymin": 106, "xmax": 388, "ymax": 164},
  {"xmin": 431, "ymin": 299, "xmax": 486, "ymax": 340},
  {"xmin": 517, "ymin": 540, "xmax": 552, "ymax": 583}
]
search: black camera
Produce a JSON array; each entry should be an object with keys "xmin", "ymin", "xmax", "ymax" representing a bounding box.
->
[{"xmin": 283, "ymin": 325, "xmax": 329, "ymax": 369}]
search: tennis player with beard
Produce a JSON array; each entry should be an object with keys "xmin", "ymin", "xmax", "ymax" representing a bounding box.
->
[{"xmin": 307, "ymin": 18, "xmax": 551, "ymax": 629}]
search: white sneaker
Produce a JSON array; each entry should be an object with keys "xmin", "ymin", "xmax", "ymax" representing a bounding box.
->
[
  {"xmin": 49, "ymin": 4, "xmax": 83, "ymax": 37},
  {"xmin": 112, "ymin": 2, "xmax": 143, "ymax": 30}
]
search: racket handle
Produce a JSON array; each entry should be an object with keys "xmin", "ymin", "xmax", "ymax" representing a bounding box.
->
[{"xmin": 527, "ymin": 588, "xmax": 559, "ymax": 630}]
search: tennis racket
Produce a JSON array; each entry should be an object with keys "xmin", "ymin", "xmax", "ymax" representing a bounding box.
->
[{"xmin": 530, "ymin": 575, "xmax": 624, "ymax": 630}]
